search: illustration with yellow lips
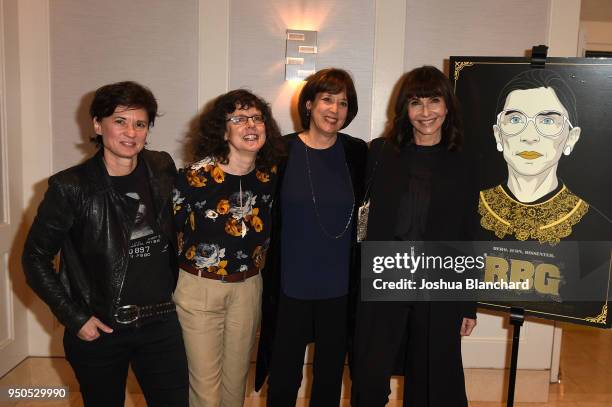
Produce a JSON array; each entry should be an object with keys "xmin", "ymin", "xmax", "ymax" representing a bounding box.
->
[
  {"xmin": 479, "ymin": 69, "xmax": 590, "ymax": 244},
  {"xmin": 516, "ymin": 150, "xmax": 542, "ymax": 160}
]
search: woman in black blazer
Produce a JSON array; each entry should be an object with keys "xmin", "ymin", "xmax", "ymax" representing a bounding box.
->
[{"xmin": 351, "ymin": 66, "xmax": 478, "ymax": 407}]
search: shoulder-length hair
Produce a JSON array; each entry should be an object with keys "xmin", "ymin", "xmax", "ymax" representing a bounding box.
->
[
  {"xmin": 297, "ymin": 68, "xmax": 358, "ymax": 130},
  {"xmin": 194, "ymin": 89, "xmax": 285, "ymax": 168},
  {"xmin": 386, "ymin": 65, "xmax": 463, "ymax": 151}
]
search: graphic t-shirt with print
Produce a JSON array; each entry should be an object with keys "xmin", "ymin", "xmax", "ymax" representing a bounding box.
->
[{"xmin": 110, "ymin": 159, "xmax": 173, "ymax": 305}]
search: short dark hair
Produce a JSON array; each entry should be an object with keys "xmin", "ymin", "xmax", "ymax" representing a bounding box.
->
[
  {"xmin": 297, "ymin": 68, "xmax": 358, "ymax": 130},
  {"xmin": 495, "ymin": 69, "xmax": 578, "ymax": 125},
  {"xmin": 386, "ymin": 65, "xmax": 463, "ymax": 151},
  {"xmin": 89, "ymin": 81, "xmax": 158, "ymax": 146},
  {"xmin": 195, "ymin": 89, "xmax": 285, "ymax": 168}
]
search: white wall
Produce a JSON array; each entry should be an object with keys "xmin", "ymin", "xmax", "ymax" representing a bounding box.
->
[
  {"xmin": 581, "ymin": 20, "xmax": 612, "ymax": 51},
  {"xmin": 49, "ymin": 0, "xmax": 199, "ymax": 170},
  {"xmin": 228, "ymin": 0, "xmax": 375, "ymax": 141},
  {"xmin": 548, "ymin": 0, "xmax": 582, "ymax": 56},
  {"xmin": 16, "ymin": 0, "xmax": 57, "ymax": 357},
  {"xmin": 404, "ymin": 0, "xmax": 551, "ymax": 71},
  {"xmin": 0, "ymin": 0, "xmax": 29, "ymax": 374}
]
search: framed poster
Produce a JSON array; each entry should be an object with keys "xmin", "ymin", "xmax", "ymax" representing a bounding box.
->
[{"xmin": 451, "ymin": 56, "xmax": 612, "ymax": 327}]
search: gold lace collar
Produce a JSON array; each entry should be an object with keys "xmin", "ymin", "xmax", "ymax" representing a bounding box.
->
[{"xmin": 479, "ymin": 184, "xmax": 589, "ymax": 245}]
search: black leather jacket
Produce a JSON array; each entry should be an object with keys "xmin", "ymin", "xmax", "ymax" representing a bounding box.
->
[{"xmin": 22, "ymin": 149, "xmax": 178, "ymax": 333}]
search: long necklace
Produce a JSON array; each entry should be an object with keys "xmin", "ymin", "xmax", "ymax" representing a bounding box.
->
[
  {"xmin": 239, "ymin": 177, "xmax": 247, "ymax": 238},
  {"xmin": 304, "ymin": 142, "xmax": 355, "ymax": 239}
]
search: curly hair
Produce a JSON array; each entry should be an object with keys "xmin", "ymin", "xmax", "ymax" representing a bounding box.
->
[
  {"xmin": 194, "ymin": 89, "xmax": 285, "ymax": 168},
  {"xmin": 89, "ymin": 81, "xmax": 158, "ymax": 147},
  {"xmin": 386, "ymin": 66, "xmax": 463, "ymax": 151},
  {"xmin": 297, "ymin": 68, "xmax": 358, "ymax": 130}
]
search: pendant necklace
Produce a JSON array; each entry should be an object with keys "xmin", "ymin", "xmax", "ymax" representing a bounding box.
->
[
  {"xmin": 304, "ymin": 142, "xmax": 355, "ymax": 239},
  {"xmin": 239, "ymin": 177, "xmax": 247, "ymax": 238}
]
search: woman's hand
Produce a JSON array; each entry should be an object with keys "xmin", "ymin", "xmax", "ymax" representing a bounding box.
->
[
  {"xmin": 460, "ymin": 317, "xmax": 477, "ymax": 336},
  {"xmin": 77, "ymin": 316, "xmax": 113, "ymax": 341}
]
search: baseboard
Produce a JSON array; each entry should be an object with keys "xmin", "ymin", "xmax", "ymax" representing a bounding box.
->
[{"xmin": 246, "ymin": 365, "xmax": 550, "ymax": 402}]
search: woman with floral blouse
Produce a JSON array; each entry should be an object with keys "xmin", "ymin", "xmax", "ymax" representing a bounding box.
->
[{"xmin": 173, "ymin": 89, "xmax": 285, "ymax": 407}]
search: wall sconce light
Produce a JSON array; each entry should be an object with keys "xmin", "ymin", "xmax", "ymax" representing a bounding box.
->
[{"xmin": 285, "ymin": 29, "xmax": 317, "ymax": 81}]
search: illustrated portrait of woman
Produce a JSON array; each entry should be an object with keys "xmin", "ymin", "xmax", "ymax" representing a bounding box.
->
[{"xmin": 479, "ymin": 69, "xmax": 612, "ymax": 244}]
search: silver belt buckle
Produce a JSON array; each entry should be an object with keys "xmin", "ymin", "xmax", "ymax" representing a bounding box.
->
[{"xmin": 114, "ymin": 304, "xmax": 140, "ymax": 324}]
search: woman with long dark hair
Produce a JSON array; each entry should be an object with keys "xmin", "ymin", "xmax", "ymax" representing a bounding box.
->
[{"xmin": 351, "ymin": 66, "xmax": 478, "ymax": 407}]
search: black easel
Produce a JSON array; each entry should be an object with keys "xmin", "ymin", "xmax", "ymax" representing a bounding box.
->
[
  {"xmin": 505, "ymin": 46, "xmax": 548, "ymax": 406},
  {"xmin": 530, "ymin": 44, "xmax": 548, "ymax": 68},
  {"xmin": 506, "ymin": 307, "xmax": 525, "ymax": 407}
]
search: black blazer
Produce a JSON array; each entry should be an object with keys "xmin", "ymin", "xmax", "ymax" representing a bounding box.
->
[
  {"xmin": 255, "ymin": 132, "xmax": 367, "ymax": 391},
  {"xmin": 366, "ymin": 137, "xmax": 479, "ymax": 316},
  {"xmin": 364, "ymin": 138, "xmax": 479, "ymax": 390},
  {"xmin": 366, "ymin": 137, "xmax": 479, "ymax": 243}
]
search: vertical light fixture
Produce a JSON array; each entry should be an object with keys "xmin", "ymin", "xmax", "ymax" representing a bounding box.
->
[{"xmin": 285, "ymin": 29, "xmax": 318, "ymax": 81}]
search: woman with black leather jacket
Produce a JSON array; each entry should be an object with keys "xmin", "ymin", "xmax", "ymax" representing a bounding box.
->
[{"xmin": 22, "ymin": 81, "xmax": 188, "ymax": 407}]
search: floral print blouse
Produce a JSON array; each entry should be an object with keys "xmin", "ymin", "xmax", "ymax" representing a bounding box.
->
[{"xmin": 173, "ymin": 156, "xmax": 277, "ymax": 276}]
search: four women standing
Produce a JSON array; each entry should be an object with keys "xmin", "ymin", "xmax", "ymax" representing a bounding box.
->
[{"xmin": 23, "ymin": 66, "xmax": 477, "ymax": 406}]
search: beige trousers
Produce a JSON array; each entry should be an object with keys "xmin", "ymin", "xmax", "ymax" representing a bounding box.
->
[{"xmin": 174, "ymin": 269, "xmax": 262, "ymax": 407}]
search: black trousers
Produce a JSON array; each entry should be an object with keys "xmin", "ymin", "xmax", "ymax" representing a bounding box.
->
[
  {"xmin": 267, "ymin": 293, "xmax": 348, "ymax": 407},
  {"xmin": 350, "ymin": 302, "xmax": 423, "ymax": 407},
  {"xmin": 63, "ymin": 313, "xmax": 189, "ymax": 407},
  {"xmin": 350, "ymin": 301, "xmax": 467, "ymax": 407}
]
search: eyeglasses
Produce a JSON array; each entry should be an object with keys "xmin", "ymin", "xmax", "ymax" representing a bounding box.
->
[
  {"xmin": 226, "ymin": 115, "xmax": 265, "ymax": 126},
  {"xmin": 497, "ymin": 109, "xmax": 573, "ymax": 137}
]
